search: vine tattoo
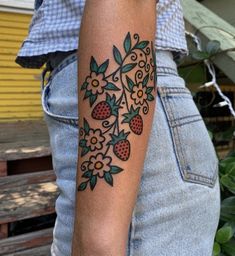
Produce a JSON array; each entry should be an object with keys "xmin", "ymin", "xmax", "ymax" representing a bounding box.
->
[{"xmin": 78, "ymin": 32, "xmax": 156, "ymax": 191}]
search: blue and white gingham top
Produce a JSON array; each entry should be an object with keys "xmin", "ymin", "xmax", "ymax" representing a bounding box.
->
[{"xmin": 15, "ymin": 0, "xmax": 188, "ymax": 68}]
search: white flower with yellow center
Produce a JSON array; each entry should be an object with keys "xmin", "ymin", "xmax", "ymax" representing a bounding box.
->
[
  {"xmin": 131, "ymin": 82, "xmax": 147, "ymax": 105},
  {"xmin": 85, "ymin": 129, "xmax": 105, "ymax": 151},
  {"xmin": 86, "ymin": 72, "xmax": 107, "ymax": 95},
  {"xmin": 88, "ymin": 153, "xmax": 112, "ymax": 177}
]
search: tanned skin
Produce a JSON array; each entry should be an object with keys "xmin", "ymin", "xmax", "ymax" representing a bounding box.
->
[{"xmin": 72, "ymin": 1, "xmax": 157, "ymax": 255}]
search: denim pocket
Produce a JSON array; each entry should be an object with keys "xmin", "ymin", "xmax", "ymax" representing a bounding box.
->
[
  {"xmin": 157, "ymin": 86, "xmax": 219, "ymax": 188},
  {"xmin": 41, "ymin": 60, "xmax": 79, "ymax": 127}
]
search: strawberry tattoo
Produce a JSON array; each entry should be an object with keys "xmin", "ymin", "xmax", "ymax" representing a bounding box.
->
[
  {"xmin": 77, "ymin": 32, "xmax": 156, "ymax": 191},
  {"xmin": 107, "ymin": 130, "xmax": 131, "ymax": 161},
  {"xmin": 92, "ymin": 93, "xmax": 119, "ymax": 120},
  {"xmin": 121, "ymin": 106, "xmax": 143, "ymax": 135}
]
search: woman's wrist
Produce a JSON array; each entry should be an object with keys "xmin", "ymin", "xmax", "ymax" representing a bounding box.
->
[{"xmin": 72, "ymin": 227, "xmax": 127, "ymax": 256}]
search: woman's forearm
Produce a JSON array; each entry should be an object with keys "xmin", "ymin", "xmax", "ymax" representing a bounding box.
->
[{"xmin": 72, "ymin": 1, "xmax": 157, "ymax": 255}]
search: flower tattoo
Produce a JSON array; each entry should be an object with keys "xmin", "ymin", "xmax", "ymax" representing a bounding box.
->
[
  {"xmin": 88, "ymin": 153, "xmax": 112, "ymax": 177},
  {"xmin": 78, "ymin": 32, "xmax": 156, "ymax": 191},
  {"xmin": 131, "ymin": 82, "xmax": 148, "ymax": 105},
  {"xmin": 86, "ymin": 71, "xmax": 107, "ymax": 95},
  {"xmin": 85, "ymin": 129, "xmax": 105, "ymax": 151}
]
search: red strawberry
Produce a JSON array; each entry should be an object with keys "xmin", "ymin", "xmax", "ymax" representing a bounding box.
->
[
  {"xmin": 130, "ymin": 114, "xmax": 143, "ymax": 135},
  {"xmin": 107, "ymin": 130, "xmax": 130, "ymax": 161},
  {"xmin": 92, "ymin": 101, "xmax": 111, "ymax": 120},
  {"xmin": 121, "ymin": 106, "xmax": 143, "ymax": 135},
  {"xmin": 92, "ymin": 93, "xmax": 119, "ymax": 120}
]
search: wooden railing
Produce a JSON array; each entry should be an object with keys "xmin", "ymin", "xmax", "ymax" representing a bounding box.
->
[{"xmin": 0, "ymin": 120, "xmax": 58, "ymax": 255}]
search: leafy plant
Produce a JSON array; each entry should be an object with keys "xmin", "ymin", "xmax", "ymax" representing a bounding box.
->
[
  {"xmin": 192, "ymin": 40, "xmax": 221, "ymax": 61},
  {"xmin": 212, "ymin": 150, "xmax": 235, "ymax": 256}
]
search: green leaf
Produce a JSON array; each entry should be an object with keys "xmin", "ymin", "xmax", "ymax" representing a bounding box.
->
[
  {"xmin": 213, "ymin": 242, "xmax": 221, "ymax": 256},
  {"xmin": 126, "ymin": 76, "xmax": 135, "ymax": 91},
  {"xmin": 221, "ymin": 197, "xmax": 235, "ymax": 222},
  {"xmin": 221, "ymin": 238, "xmax": 235, "ymax": 256},
  {"xmin": 221, "ymin": 175, "xmax": 235, "ymax": 193},
  {"xmin": 124, "ymin": 32, "xmax": 131, "ymax": 53},
  {"xmin": 220, "ymin": 157, "xmax": 235, "ymax": 174},
  {"xmin": 135, "ymin": 41, "xmax": 149, "ymax": 49},
  {"xmin": 142, "ymin": 74, "xmax": 149, "ymax": 87},
  {"xmin": 206, "ymin": 40, "xmax": 221, "ymax": 55},
  {"xmin": 79, "ymin": 139, "xmax": 87, "ymax": 147},
  {"xmin": 104, "ymin": 172, "xmax": 113, "ymax": 186},
  {"xmin": 225, "ymin": 221, "xmax": 235, "ymax": 234},
  {"xmin": 110, "ymin": 166, "xmax": 123, "ymax": 174},
  {"xmin": 83, "ymin": 118, "xmax": 90, "ymax": 134},
  {"xmin": 81, "ymin": 82, "xmax": 88, "ymax": 90},
  {"xmin": 89, "ymin": 94, "xmax": 97, "ymax": 107},
  {"xmin": 90, "ymin": 175, "xmax": 97, "ymax": 190},
  {"xmin": 82, "ymin": 170, "xmax": 93, "ymax": 179},
  {"xmin": 228, "ymin": 166, "xmax": 235, "ymax": 177},
  {"xmin": 147, "ymin": 94, "xmax": 154, "ymax": 101},
  {"xmin": 105, "ymin": 83, "xmax": 120, "ymax": 91},
  {"xmin": 90, "ymin": 56, "xmax": 98, "ymax": 72},
  {"xmin": 122, "ymin": 63, "xmax": 137, "ymax": 73},
  {"xmin": 77, "ymin": 181, "xmax": 88, "ymax": 191},
  {"xmin": 84, "ymin": 90, "xmax": 92, "ymax": 99},
  {"xmin": 216, "ymin": 226, "xmax": 234, "ymax": 244},
  {"xmin": 113, "ymin": 46, "xmax": 122, "ymax": 65},
  {"xmin": 192, "ymin": 51, "xmax": 210, "ymax": 60},
  {"xmin": 81, "ymin": 146, "xmax": 90, "ymax": 157},
  {"xmin": 98, "ymin": 59, "xmax": 109, "ymax": 73},
  {"xmin": 146, "ymin": 87, "xmax": 154, "ymax": 94}
]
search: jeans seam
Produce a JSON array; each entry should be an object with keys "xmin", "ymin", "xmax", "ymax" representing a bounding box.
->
[
  {"xmin": 170, "ymin": 114, "xmax": 201, "ymax": 122},
  {"xmin": 187, "ymin": 169, "xmax": 217, "ymax": 180},
  {"xmin": 160, "ymin": 89, "xmax": 216, "ymax": 186},
  {"xmin": 156, "ymin": 66, "xmax": 178, "ymax": 76},
  {"xmin": 158, "ymin": 86, "xmax": 191, "ymax": 95},
  {"xmin": 166, "ymin": 95, "xmax": 189, "ymax": 178},
  {"xmin": 157, "ymin": 92, "xmax": 185, "ymax": 179},
  {"xmin": 170, "ymin": 118, "xmax": 203, "ymax": 128},
  {"xmin": 165, "ymin": 94, "xmax": 216, "ymax": 186}
]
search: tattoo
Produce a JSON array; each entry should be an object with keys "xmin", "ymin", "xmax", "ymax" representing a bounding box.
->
[{"xmin": 78, "ymin": 32, "xmax": 156, "ymax": 191}]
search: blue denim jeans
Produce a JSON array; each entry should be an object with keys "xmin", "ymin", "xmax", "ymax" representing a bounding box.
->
[{"xmin": 41, "ymin": 50, "xmax": 221, "ymax": 256}]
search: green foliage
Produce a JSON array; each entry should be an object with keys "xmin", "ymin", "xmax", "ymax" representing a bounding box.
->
[
  {"xmin": 206, "ymin": 40, "xmax": 221, "ymax": 55},
  {"xmin": 178, "ymin": 64, "xmax": 206, "ymax": 85},
  {"xmin": 222, "ymin": 238, "xmax": 235, "ymax": 256},
  {"xmin": 213, "ymin": 151, "xmax": 235, "ymax": 255},
  {"xmin": 192, "ymin": 40, "xmax": 221, "ymax": 61},
  {"xmin": 178, "ymin": 39, "xmax": 222, "ymax": 85},
  {"xmin": 216, "ymin": 226, "xmax": 234, "ymax": 244},
  {"xmin": 213, "ymin": 242, "xmax": 221, "ymax": 256}
]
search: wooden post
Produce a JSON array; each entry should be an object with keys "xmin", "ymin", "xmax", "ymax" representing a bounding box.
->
[{"xmin": 0, "ymin": 161, "xmax": 8, "ymax": 239}]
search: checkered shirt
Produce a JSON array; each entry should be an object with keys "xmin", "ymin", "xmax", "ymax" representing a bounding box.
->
[{"xmin": 15, "ymin": 0, "xmax": 188, "ymax": 68}]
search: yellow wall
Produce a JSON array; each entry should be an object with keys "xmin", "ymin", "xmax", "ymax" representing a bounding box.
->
[{"xmin": 0, "ymin": 11, "xmax": 43, "ymax": 122}]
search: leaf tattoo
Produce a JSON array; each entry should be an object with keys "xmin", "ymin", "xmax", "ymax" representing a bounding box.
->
[{"xmin": 78, "ymin": 33, "xmax": 156, "ymax": 191}]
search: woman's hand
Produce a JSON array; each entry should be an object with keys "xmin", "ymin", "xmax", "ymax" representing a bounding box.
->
[{"xmin": 72, "ymin": 1, "xmax": 157, "ymax": 255}]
